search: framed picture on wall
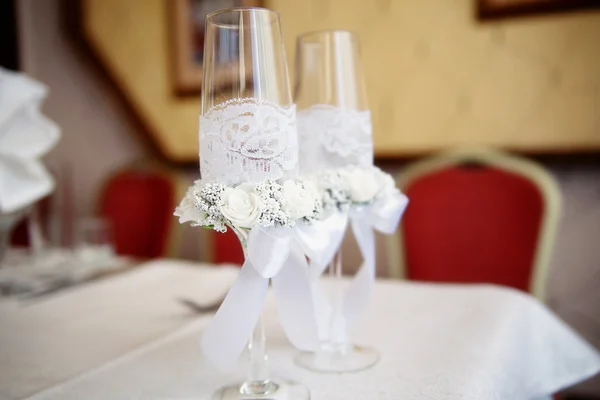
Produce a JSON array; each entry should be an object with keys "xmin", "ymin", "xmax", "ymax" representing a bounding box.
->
[
  {"xmin": 169, "ymin": 0, "xmax": 262, "ymax": 95},
  {"xmin": 477, "ymin": 0, "xmax": 600, "ymax": 20}
]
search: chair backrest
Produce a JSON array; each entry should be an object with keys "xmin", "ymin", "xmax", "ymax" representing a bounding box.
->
[
  {"xmin": 98, "ymin": 164, "xmax": 188, "ymax": 259},
  {"xmin": 387, "ymin": 149, "xmax": 561, "ymax": 301},
  {"xmin": 202, "ymin": 228, "xmax": 245, "ymax": 266}
]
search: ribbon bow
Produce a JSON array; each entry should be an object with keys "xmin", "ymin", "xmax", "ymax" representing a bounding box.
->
[
  {"xmin": 343, "ymin": 191, "xmax": 408, "ymax": 326},
  {"xmin": 201, "ymin": 224, "xmax": 322, "ymax": 371},
  {"xmin": 309, "ymin": 191, "xmax": 409, "ymax": 341},
  {"xmin": 297, "ymin": 212, "xmax": 349, "ymax": 279}
]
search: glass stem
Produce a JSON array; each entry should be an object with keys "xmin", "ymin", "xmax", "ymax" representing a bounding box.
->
[
  {"xmin": 232, "ymin": 226, "xmax": 277, "ymax": 396},
  {"xmin": 328, "ymin": 250, "xmax": 347, "ymax": 347},
  {"xmin": 241, "ymin": 293, "xmax": 276, "ymax": 396},
  {"xmin": 246, "ymin": 313, "xmax": 269, "ymax": 383},
  {"xmin": 0, "ymin": 228, "xmax": 8, "ymax": 264},
  {"xmin": 28, "ymin": 207, "xmax": 46, "ymax": 256}
]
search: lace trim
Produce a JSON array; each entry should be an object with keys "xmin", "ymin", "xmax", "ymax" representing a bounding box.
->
[
  {"xmin": 297, "ymin": 104, "xmax": 373, "ymax": 174},
  {"xmin": 199, "ymin": 98, "xmax": 298, "ymax": 185}
]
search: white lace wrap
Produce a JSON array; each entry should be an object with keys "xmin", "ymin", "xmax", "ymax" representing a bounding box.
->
[
  {"xmin": 199, "ymin": 98, "xmax": 299, "ymax": 185},
  {"xmin": 297, "ymin": 104, "xmax": 373, "ymax": 174}
]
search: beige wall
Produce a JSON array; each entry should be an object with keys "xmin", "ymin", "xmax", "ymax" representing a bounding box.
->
[
  {"xmin": 19, "ymin": 0, "xmax": 600, "ymax": 394},
  {"xmin": 75, "ymin": 0, "xmax": 600, "ymax": 162},
  {"xmin": 273, "ymin": 0, "xmax": 600, "ymax": 155}
]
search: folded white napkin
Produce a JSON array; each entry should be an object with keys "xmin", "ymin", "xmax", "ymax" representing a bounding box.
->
[{"xmin": 0, "ymin": 67, "xmax": 60, "ymax": 213}]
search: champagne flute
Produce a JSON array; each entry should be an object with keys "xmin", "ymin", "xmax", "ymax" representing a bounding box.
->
[
  {"xmin": 294, "ymin": 30, "xmax": 379, "ymax": 373},
  {"xmin": 201, "ymin": 7, "xmax": 307, "ymax": 400}
]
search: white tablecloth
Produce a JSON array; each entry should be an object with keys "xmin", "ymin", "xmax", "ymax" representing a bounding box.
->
[
  {"xmin": 1, "ymin": 260, "xmax": 599, "ymax": 400},
  {"xmin": 0, "ymin": 260, "xmax": 239, "ymax": 400}
]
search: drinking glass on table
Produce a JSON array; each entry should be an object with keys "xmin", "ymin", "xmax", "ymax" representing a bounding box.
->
[
  {"xmin": 74, "ymin": 217, "xmax": 115, "ymax": 267},
  {"xmin": 200, "ymin": 7, "xmax": 308, "ymax": 400},
  {"xmin": 294, "ymin": 30, "xmax": 379, "ymax": 373}
]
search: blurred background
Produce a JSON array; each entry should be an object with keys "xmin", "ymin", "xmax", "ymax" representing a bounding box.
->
[{"xmin": 1, "ymin": 0, "xmax": 599, "ymax": 397}]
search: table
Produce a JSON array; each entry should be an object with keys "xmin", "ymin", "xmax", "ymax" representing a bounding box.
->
[
  {"xmin": 0, "ymin": 260, "xmax": 239, "ymax": 400},
  {"xmin": 1, "ymin": 260, "xmax": 599, "ymax": 400}
]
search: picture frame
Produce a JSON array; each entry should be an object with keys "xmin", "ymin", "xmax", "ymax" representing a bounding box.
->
[
  {"xmin": 169, "ymin": 0, "xmax": 263, "ymax": 96},
  {"xmin": 477, "ymin": 0, "xmax": 600, "ymax": 20}
]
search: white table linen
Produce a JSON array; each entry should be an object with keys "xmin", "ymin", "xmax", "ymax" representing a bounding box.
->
[
  {"xmin": 1, "ymin": 260, "xmax": 596, "ymax": 400},
  {"xmin": 0, "ymin": 260, "xmax": 239, "ymax": 400}
]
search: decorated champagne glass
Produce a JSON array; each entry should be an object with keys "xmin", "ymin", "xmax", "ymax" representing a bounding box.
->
[
  {"xmin": 293, "ymin": 30, "xmax": 408, "ymax": 373},
  {"xmin": 175, "ymin": 7, "xmax": 320, "ymax": 400}
]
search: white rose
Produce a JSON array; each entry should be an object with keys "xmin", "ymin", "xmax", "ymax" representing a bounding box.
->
[
  {"xmin": 342, "ymin": 168, "xmax": 381, "ymax": 203},
  {"xmin": 220, "ymin": 183, "xmax": 262, "ymax": 228},
  {"xmin": 282, "ymin": 179, "xmax": 316, "ymax": 219},
  {"xmin": 174, "ymin": 191, "xmax": 207, "ymax": 224},
  {"xmin": 302, "ymin": 178, "xmax": 321, "ymax": 199},
  {"xmin": 375, "ymin": 168, "xmax": 396, "ymax": 196}
]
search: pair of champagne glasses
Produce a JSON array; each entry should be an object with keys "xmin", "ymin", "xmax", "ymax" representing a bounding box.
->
[{"xmin": 202, "ymin": 7, "xmax": 372, "ymax": 400}]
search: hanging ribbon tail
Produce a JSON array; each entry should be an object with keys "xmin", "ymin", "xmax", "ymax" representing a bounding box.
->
[
  {"xmin": 200, "ymin": 259, "xmax": 269, "ymax": 371},
  {"xmin": 310, "ymin": 278, "xmax": 334, "ymax": 341},
  {"xmin": 272, "ymin": 245, "xmax": 319, "ymax": 351},
  {"xmin": 247, "ymin": 226, "xmax": 292, "ymax": 278},
  {"xmin": 296, "ymin": 213, "xmax": 348, "ymax": 279},
  {"xmin": 343, "ymin": 218, "xmax": 376, "ymax": 328},
  {"xmin": 371, "ymin": 192, "xmax": 409, "ymax": 234},
  {"xmin": 342, "ymin": 193, "xmax": 408, "ymax": 329}
]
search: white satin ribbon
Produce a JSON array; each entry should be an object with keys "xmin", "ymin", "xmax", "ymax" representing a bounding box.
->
[
  {"xmin": 343, "ymin": 192, "xmax": 409, "ymax": 327},
  {"xmin": 309, "ymin": 192, "xmax": 409, "ymax": 341},
  {"xmin": 295, "ymin": 212, "xmax": 351, "ymax": 341},
  {"xmin": 201, "ymin": 225, "xmax": 320, "ymax": 371},
  {"xmin": 299, "ymin": 212, "xmax": 348, "ymax": 279}
]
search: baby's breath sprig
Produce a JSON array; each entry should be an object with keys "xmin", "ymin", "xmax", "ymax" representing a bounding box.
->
[
  {"xmin": 255, "ymin": 180, "xmax": 295, "ymax": 228},
  {"xmin": 316, "ymin": 170, "xmax": 352, "ymax": 212},
  {"xmin": 192, "ymin": 181, "xmax": 227, "ymax": 232}
]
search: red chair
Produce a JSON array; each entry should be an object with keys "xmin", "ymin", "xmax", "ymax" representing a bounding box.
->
[
  {"xmin": 203, "ymin": 228, "xmax": 245, "ymax": 266},
  {"xmin": 98, "ymin": 165, "xmax": 188, "ymax": 259},
  {"xmin": 387, "ymin": 149, "xmax": 561, "ymax": 301}
]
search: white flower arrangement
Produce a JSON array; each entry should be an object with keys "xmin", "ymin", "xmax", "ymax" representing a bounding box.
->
[
  {"xmin": 313, "ymin": 165, "xmax": 399, "ymax": 212},
  {"xmin": 175, "ymin": 178, "xmax": 323, "ymax": 232},
  {"xmin": 175, "ymin": 166, "xmax": 399, "ymax": 232}
]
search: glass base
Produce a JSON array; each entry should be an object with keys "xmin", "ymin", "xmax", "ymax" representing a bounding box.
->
[
  {"xmin": 295, "ymin": 343, "xmax": 380, "ymax": 373},
  {"xmin": 211, "ymin": 379, "xmax": 310, "ymax": 400}
]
